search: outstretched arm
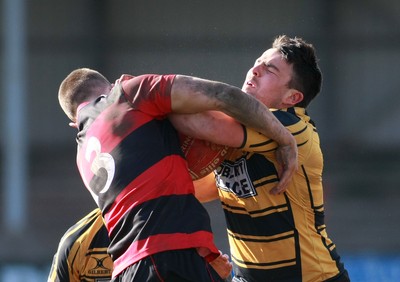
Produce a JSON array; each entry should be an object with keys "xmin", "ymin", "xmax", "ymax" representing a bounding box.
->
[
  {"xmin": 171, "ymin": 75, "xmax": 294, "ymax": 148},
  {"xmin": 169, "ymin": 111, "xmax": 243, "ymax": 148},
  {"xmin": 171, "ymin": 75, "xmax": 297, "ymax": 194}
]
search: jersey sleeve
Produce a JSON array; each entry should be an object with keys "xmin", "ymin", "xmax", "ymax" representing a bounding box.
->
[
  {"xmin": 47, "ymin": 209, "xmax": 108, "ymax": 282},
  {"xmin": 120, "ymin": 74, "xmax": 176, "ymax": 118},
  {"xmin": 240, "ymin": 126, "xmax": 277, "ymax": 153},
  {"xmin": 47, "ymin": 224, "xmax": 80, "ymax": 281},
  {"xmin": 240, "ymin": 109, "xmax": 314, "ymax": 164}
]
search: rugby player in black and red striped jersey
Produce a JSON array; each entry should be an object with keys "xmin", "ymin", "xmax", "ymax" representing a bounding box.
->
[{"xmin": 57, "ymin": 69, "xmax": 297, "ymax": 281}]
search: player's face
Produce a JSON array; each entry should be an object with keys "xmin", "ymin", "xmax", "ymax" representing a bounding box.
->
[{"xmin": 242, "ymin": 48, "xmax": 294, "ymax": 109}]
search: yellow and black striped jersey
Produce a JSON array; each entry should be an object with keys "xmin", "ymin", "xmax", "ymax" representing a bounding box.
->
[
  {"xmin": 215, "ymin": 107, "xmax": 347, "ymax": 282},
  {"xmin": 48, "ymin": 208, "xmax": 113, "ymax": 282}
]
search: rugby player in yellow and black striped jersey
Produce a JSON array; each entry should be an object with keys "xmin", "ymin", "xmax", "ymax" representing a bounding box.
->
[
  {"xmin": 218, "ymin": 107, "xmax": 347, "ymax": 282},
  {"xmin": 48, "ymin": 208, "xmax": 113, "ymax": 282},
  {"xmin": 188, "ymin": 35, "xmax": 350, "ymax": 281}
]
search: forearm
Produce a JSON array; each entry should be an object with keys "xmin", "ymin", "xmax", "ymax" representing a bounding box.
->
[
  {"xmin": 193, "ymin": 173, "xmax": 219, "ymax": 203},
  {"xmin": 169, "ymin": 112, "xmax": 244, "ymax": 148},
  {"xmin": 214, "ymin": 83, "xmax": 295, "ymax": 147},
  {"xmin": 171, "ymin": 75, "xmax": 294, "ymax": 146}
]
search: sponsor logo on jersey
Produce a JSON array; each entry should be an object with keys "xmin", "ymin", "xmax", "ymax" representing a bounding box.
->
[
  {"xmin": 216, "ymin": 158, "xmax": 256, "ymax": 198},
  {"xmin": 89, "ymin": 256, "xmax": 112, "ymax": 276}
]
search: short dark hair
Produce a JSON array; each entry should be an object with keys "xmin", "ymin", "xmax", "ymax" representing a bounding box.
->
[
  {"xmin": 272, "ymin": 35, "xmax": 322, "ymax": 107},
  {"xmin": 58, "ymin": 68, "xmax": 110, "ymax": 121}
]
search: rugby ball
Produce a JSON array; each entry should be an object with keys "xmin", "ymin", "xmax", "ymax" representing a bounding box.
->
[{"xmin": 179, "ymin": 133, "xmax": 231, "ymax": 180}]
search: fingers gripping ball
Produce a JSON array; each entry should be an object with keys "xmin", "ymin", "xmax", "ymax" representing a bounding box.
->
[{"xmin": 179, "ymin": 133, "xmax": 231, "ymax": 180}]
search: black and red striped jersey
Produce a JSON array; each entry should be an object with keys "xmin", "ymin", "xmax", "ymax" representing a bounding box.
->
[{"xmin": 75, "ymin": 74, "xmax": 219, "ymax": 277}]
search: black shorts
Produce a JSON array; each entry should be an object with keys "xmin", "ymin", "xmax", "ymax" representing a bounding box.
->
[{"xmin": 112, "ymin": 248, "xmax": 225, "ymax": 282}]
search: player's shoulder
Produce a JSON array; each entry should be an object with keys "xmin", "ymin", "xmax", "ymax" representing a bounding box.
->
[
  {"xmin": 272, "ymin": 107, "xmax": 302, "ymax": 126},
  {"xmin": 121, "ymin": 74, "xmax": 175, "ymax": 88},
  {"xmin": 60, "ymin": 209, "xmax": 102, "ymax": 247},
  {"xmin": 120, "ymin": 74, "xmax": 175, "ymax": 103}
]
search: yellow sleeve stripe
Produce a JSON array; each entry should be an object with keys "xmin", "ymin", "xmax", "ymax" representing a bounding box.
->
[{"xmin": 228, "ymin": 229, "xmax": 294, "ymax": 242}]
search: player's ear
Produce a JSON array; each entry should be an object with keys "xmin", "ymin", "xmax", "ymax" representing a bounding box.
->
[{"xmin": 285, "ymin": 89, "xmax": 303, "ymax": 106}]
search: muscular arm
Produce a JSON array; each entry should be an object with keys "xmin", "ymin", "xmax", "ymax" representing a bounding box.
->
[
  {"xmin": 193, "ymin": 173, "xmax": 219, "ymax": 203},
  {"xmin": 171, "ymin": 75, "xmax": 298, "ymax": 194},
  {"xmin": 171, "ymin": 75, "xmax": 294, "ymax": 148},
  {"xmin": 169, "ymin": 111, "xmax": 243, "ymax": 148}
]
